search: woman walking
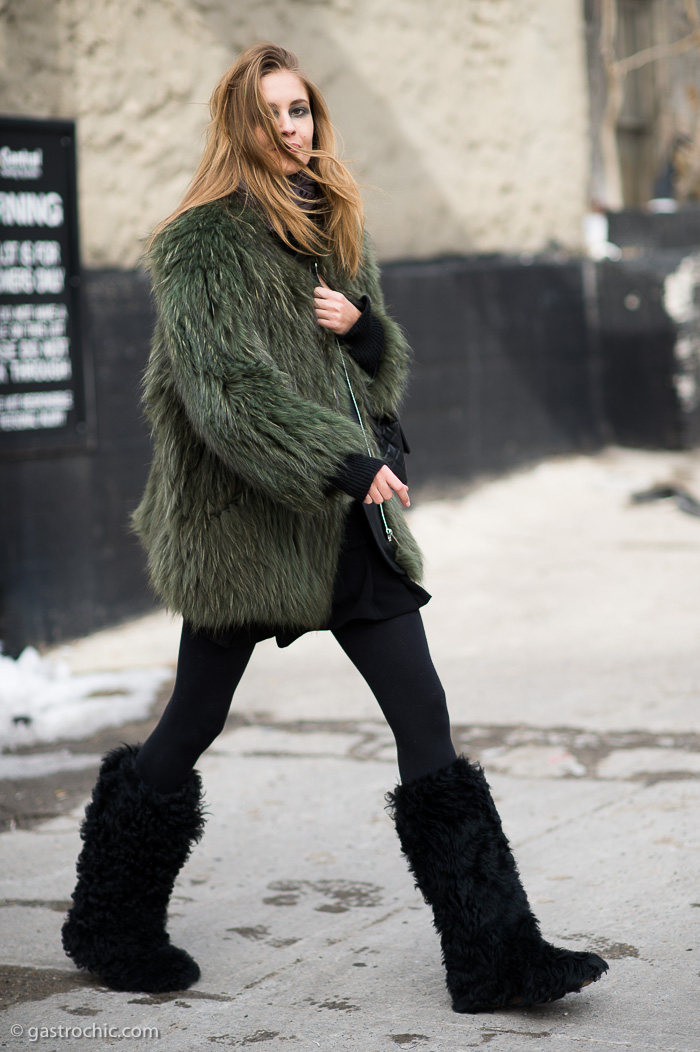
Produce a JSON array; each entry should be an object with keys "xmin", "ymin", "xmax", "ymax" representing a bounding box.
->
[{"xmin": 62, "ymin": 42, "xmax": 608, "ymax": 1013}]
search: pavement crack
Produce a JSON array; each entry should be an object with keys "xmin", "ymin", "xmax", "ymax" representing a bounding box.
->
[
  {"xmin": 0, "ymin": 898, "xmax": 70, "ymax": 912},
  {"xmin": 388, "ymin": 1035, "xmax": 430, "ymax": 1045},
  {"xmin": 128, "ymin": 989, "xmax": 236, "ymax": 1004},
  {"xmin": 480, "ymin": 1031, "xmax": 551, "ymax": 1044}
]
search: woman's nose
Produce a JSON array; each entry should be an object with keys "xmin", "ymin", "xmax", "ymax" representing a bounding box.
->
[{"xmin": 277, "ymin": 111, "xmax": 295, "ymax": 135}]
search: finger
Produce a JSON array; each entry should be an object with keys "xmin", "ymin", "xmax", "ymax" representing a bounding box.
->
[
  {"xmin": 314, "ymin": 284, "xmax": 339, "ymax": 299},
  {"xmin": 378, "ymin": 467, "xmax": 411, "ymax": 507},
  {"xmin": 373, "ymin": 480, "xmax": 395, "ymax": 502},
  {"xmin": 315, "ymin": 316, "xmax": 342, "ymax": 333},
  {"xmin": 315, "ymin": 302, "xmax": 341, "ymax": 322},
  {"xmin": 380, "ymin": 466, "xmax": 406, "ymax": 492},
  {"xmin": 386, "ymin": 477, "xmax": 408, "ymax": 500},
  {"xmin": 390, "ymin": 483, "xmax": 410, "ymax": 508}
]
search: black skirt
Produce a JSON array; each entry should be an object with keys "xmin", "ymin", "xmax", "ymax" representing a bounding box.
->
[{"xmin": 206, "ymin": 502, "xmax": 431, "ymax": 649}]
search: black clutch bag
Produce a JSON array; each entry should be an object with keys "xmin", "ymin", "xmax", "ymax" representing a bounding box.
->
[{"xmin": 373, "ymin": 414, "xmax": 410, "ymax": 485}]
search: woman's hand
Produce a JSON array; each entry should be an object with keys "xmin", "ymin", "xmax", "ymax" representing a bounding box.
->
[
  {"xmin": 314, "ymin": 276, "xmax": 361, "ymax": 335},
  {"xmin": 364, "ymin": 464, "xmax": 410, "ymax": 508}
]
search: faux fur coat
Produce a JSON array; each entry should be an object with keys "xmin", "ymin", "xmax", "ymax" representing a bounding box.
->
[{"xmin": 132, "ymin": 196, "xmax": 423, "ymax": 634}]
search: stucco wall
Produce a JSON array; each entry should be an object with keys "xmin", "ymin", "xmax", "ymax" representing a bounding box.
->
[{"xmin": 0, "ymin": 0, "xmax": 590, "ymax": 267}]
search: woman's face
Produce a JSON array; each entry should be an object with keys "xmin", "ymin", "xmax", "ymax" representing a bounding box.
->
[{"xmin": 256, "ymin": 69, "xmax": 314, "ymax": 175}]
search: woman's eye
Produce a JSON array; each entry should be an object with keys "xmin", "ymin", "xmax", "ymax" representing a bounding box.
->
[{"xmin": 291, "ymin": 106, "xmax": 310, "ymax": 118}]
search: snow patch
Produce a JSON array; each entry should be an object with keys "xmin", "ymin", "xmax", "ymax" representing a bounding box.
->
[
  {"xmin": 664, "ymin": 254, "xmax": 700, "ymax": 325},
  {"xmin": 0, "ymin": 749, "xmax": 102, "ymax": 779},
  {"xmin": 664, "ymin": 255, "xmax": 700, "ymax": 415},
  {"xmin": 0, "ymin": 646, "xmax": 172, "ymax": 749}
]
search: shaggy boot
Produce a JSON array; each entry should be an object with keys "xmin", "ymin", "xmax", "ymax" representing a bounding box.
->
[
  {"xmin": 62, "ymin": 744, "xmax": 205, "ymax": 992},
  {"xmin": 387, "ymin": 756, "xmax": 608, "ymax": 1013}
]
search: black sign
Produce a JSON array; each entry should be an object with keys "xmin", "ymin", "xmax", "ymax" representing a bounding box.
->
[{"xmin": 0, "ymin": 117, "xmax": 92, "ymax": 458}]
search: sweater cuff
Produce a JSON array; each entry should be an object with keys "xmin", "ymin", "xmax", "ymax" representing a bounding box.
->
[
  {"xmin": 328, "ymin": 453, "xmax": 385, "ymax": 502},
  {"xmin": 343, "ymin": 296, "xmax": 385, "ymax": 377}
]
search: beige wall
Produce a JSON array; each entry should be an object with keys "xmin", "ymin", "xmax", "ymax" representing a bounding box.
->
[{"xmin": 0, "ymin": 0, "xmax": 590, "ymax": 268}]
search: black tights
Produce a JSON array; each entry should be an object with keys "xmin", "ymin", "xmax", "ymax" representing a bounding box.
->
[{"xmin": 135, "ymin": 611, "xmax": 456, "ymax": 793}]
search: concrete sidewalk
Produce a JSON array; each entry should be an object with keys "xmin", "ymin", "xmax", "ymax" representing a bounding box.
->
[{"xmin": 2, "ymin": 448, "xmax": 700, "ymax": 1052}]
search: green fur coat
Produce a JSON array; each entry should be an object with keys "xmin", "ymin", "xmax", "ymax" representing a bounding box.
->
[{"xmin": 132, "ymin": 196, "xmax": 423, "ymax": 634}]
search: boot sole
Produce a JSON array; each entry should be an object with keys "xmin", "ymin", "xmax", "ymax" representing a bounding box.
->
[{"xmin": 454, "ymin": 962, "xmax": 607, "ymax": 1013}]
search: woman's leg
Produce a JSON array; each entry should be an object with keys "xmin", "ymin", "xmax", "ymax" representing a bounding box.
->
[
  {"xmin": 63, "ymin": 622, "xmax": 255, "ymax": 992},
  {"xmin": 332, "ymin": 610, "xmax": 457, "ymax": 783},
  {"xmin": 387, "ymin": 758, "xmax": 608, "ymax": 1012},
  {"xmin": 136, "ymin": 621, "xmax": 255, "ymax": 793},
  {"xmin": 334, "ymin": 611, "xmax": 608, "ymax": 1012}
]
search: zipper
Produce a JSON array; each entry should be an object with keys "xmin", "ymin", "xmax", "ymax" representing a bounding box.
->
[
  {"xmin": 314, "ymin": 261, "xmax": 341, "ymax": 411},
  {"xmin": 314, "ymin": 263, "xmax": 397, "ymax": 548}
]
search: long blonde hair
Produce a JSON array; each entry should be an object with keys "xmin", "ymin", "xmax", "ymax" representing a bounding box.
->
[{"xmin": 152, "ymin": 42, "xmax": 365, "ymax": 277}]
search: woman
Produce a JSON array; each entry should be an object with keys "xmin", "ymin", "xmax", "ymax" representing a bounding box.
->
[{"xmin": 62, "ymin": 43, "xmax": 608, "ymax": 1012}]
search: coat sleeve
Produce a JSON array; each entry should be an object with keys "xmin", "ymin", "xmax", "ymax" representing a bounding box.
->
[
  {"xmin": 350, "ymin": 239, "xmax": 413, "ymax": 417},
  {"xmin": 149, "ymin": 214, "xmax": 367, "ymax": 513},
  {"xmin": 342, "ymin": 296, "xmax": 384, "ymax": 377}
]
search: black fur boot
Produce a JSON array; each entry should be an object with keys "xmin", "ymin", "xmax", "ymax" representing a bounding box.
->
[
  {"xmin": 62, "ymin": 744, "xmax": 205, "ymax": 992},
  {"xmin": 387, "ymin": 756, "xmax": 608, "ymax": 1013}
]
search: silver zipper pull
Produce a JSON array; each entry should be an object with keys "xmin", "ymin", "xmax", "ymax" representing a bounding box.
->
[{"xmin": 379, "ymin": 508, "xmax": 399, "ymax": 546}]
